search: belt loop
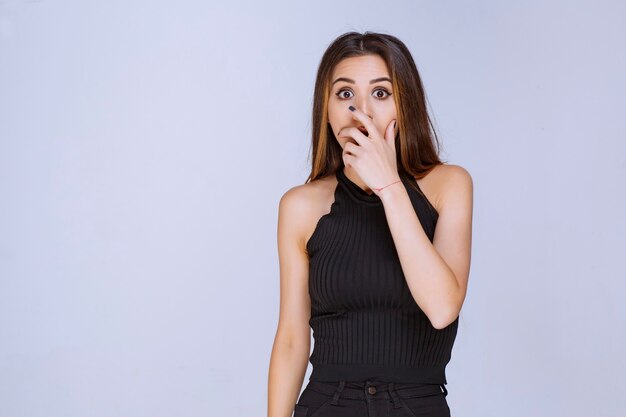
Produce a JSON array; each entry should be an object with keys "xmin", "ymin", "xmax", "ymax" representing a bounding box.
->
[
  {"xmin": 440, "ymin": 383, "xmax": 448, "ymax": 397},
  {"xmin": 387, "ymin": 382, "xmax": 402, "ymax": 408},
  {"xmin": 331, "ymin": 381, "xmax": 346, "ymax": 405}
]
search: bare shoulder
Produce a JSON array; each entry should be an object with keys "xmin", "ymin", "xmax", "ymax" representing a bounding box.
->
[
  {"xmin": 438, "ymin": 164, "xmax": 473, "ymax": 206},
  {"xmin": 415, "ymin": 164, "xmax": 473, "ymax": 213},
  {"xmin": 279, "ymin": 172, "xmax": 337, "ymax": 216},
  {"xmin": 279, "ymin": 172, "xmax": 338, "ymax": 248}
]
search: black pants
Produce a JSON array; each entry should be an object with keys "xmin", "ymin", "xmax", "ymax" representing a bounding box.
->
[{"xmin": 294, "ymin": 379, "xmax": 450, "ymax": 417}]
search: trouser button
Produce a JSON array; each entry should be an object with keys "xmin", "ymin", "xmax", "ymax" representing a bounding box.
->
[{"xmin": 368, "ymin": 386, "xmax": 376, "ymax": 395}]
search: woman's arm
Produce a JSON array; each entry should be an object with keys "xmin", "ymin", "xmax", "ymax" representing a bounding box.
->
[
  {"xmin": 380, "ymin": 164, "xmax": 473, "ymax": 329},
  {"xmin": 267, "ymin": 187, "xmax": 313, "ymax": 417}
]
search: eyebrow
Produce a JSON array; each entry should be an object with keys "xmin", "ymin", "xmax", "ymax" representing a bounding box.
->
[{"xmin": 331, "ymin": 77, "xmax": 392, "ymax": 85}]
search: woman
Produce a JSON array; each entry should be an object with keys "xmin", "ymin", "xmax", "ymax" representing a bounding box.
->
[{"xmin": 268, "ymin": 31, "xmax": 473, "ymax": 417}]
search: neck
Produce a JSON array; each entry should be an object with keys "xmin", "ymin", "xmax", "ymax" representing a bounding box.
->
[{"xmin": 343, "ymin": 165, "xmax": 373, "ymax": 195}]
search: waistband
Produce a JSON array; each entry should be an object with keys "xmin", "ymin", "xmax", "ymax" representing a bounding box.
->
[{"xmin": 304, "ymin": 380, "xmax": 448, "ymax": 408}]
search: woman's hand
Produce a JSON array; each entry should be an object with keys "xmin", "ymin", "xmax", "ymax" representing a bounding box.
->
[{"xmin": 338, "ymin": 106, "xmax": 400, "ymax": 196}]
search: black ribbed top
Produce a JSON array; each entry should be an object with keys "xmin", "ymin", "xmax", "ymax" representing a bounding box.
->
[{"xmin": 306, "ymin": 165, "xmax": 458, "ymax": 384}]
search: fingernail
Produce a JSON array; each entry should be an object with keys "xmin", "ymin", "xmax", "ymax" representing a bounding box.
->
[{"xmin": 348, "ymin": 105, "xmax": 355, "ymax": 112}]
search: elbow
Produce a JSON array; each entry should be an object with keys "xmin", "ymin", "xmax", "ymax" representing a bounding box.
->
[
  {"xmin": 431, "ymin": 317, "xmax": 447, "ymax": 330},
  {"xmin": 431, "ymin": 282, "xmax": 464, "ymax": 330},
  {"xmin": 431, "ymin": 315, "xmax": 456, "ymax": 330},
  {"xmin": 430, "ymin": 308, "xmax": 460, "ymax": 330}
]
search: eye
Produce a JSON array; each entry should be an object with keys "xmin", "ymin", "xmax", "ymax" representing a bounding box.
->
[
  {"xmin": 373, "ymin": 88, "xmax": 391, "ymax": 99},
  {"xmin": 336, "ymin": 89, "xmax": 354, "ymax": 99},
  {"xmin": 335, "ymin": 88, "xmax": 392, "ymax": 100}
]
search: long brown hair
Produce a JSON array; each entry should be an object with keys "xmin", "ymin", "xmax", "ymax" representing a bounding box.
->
[{"xmin": 306, "ymin": 31, "xmax": 446, "ymax": 195}]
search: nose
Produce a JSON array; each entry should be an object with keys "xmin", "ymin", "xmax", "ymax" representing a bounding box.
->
[{"xmin": 354, "ymin": 96, "xmax": 373, "ymax": 120}]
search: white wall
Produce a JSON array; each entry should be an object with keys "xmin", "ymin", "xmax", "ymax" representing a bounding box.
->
[{"xmin": 1, "ymin": 1, "xmax": 624, "ymax": 416}]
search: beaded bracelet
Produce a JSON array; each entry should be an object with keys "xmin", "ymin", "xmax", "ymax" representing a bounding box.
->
[{"xmin": 373, "ymin": 179, "xmax": 402, "ymax": 193}]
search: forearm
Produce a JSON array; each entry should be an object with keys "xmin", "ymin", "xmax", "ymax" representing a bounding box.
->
[
  {"xmin": 267, "ymin": 339, "xmax": 309, "ymax": 417},
  {"xmin": 380, "ymin": 184, "xmax": 459, "ymax": 328}
]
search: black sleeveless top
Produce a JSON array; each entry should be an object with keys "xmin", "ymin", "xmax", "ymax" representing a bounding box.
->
[{"xmin": 306, "ymin": 165, "xmax": 458, "ymax": 384}]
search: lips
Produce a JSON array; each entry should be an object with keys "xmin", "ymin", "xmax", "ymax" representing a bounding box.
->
[{"xmin": 356, "ymin": 126, "xmax": 369, "ymax": 137}]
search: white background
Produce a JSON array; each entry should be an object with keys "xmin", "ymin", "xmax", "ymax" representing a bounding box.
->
[{"xmin": 1, "ymin": 1, "xmax": 625, "ymax": 416}]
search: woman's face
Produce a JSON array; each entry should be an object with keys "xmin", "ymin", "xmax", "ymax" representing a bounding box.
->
[{"xmin": 327, "ymin": 54, "xmax": 397, "ymax": 149}]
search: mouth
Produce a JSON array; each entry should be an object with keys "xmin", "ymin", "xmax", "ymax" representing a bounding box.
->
[{"xmin": 356, "ymin": 126, "xmax": 369, "ymax": 137}]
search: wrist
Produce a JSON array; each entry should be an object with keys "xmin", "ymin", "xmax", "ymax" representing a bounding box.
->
[{"xmin": 375, "ymin": 178, "xmax": 403, "ymax": 201}]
